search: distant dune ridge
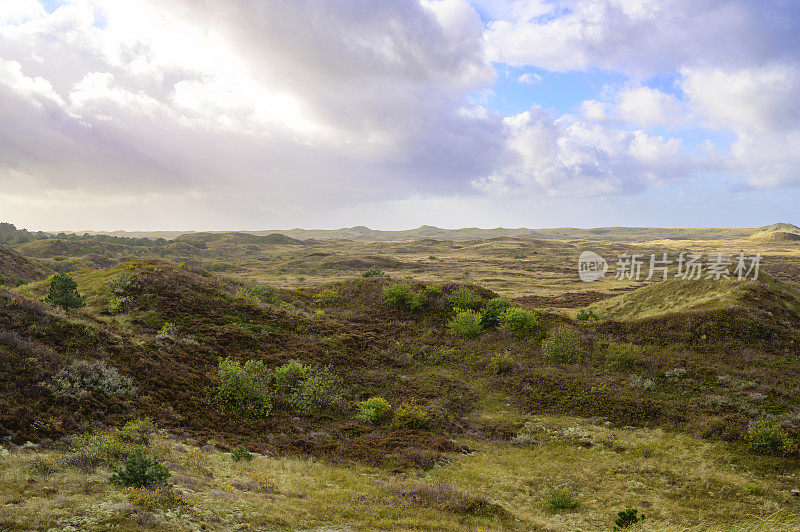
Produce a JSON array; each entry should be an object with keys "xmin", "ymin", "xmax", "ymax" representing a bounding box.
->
[{"xmin": 57, "ymin": 222, "xmax": 800, "ymax": 243}]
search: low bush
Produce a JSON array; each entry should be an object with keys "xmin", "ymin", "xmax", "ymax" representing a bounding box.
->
[
  {"xmin": 488, "ymin": 351, "xmax": 516, "ymax": 375},
  {"xmin": 106, "ymin": 296, "xmax": 131, "ymax": 315},
  {"xmin": 107, "ymin": 273, "xmax": 133, "ymax": 295},
  {"xmin": 542, "ymin": 326, "xmax": 583, "ymax": 363},
  {"xmin": 127, "ymin": 485, "xmax": 191, "ymax": 512},
  {"xmin": 274, "ymin": 359, "xmax": 312, "ymax": 393},
  {"xmin": 447, "ymin": 287, "xmax": 483, "ymax": 311},
  {"xmin": 500, "ymin": 307, "xmax": 541, "ymax": 337},
  {"xmin": 288, "ymin": 370, "xmax": 341, "ymax": 414},
  {"xmin": 480, "ymin": 298, "xmax": 512, "ymax": 328},
  {"xmin": 231, "ymin": 445, "xmax": 254, "ymax": 462},
  {"xmin": 357, "ymin": 396, "xmax": 393, "ymax": 425},
  {"xmin": 424, "ymin": 283, "xmax": 442, "ymax": 295},
  {"xmin": 393, "ymin": 481, "xmax": 505, "ymax": 517},
  {"xmin": 214, "ymin": 358, "xmax": 273, "ymax": 418},
  {"xmin": 746, "ymin": 420, "xmax": 797, "ymax": 455},
  {"xmin": 605, "ymin": 342, "xmax": 644, "ymax": 369},
  {"xmin": 110, "ymin": 450, "xmax": 170, "ymax": 488},
  {"xmin": 447, "ymin": 309, "xmax": 483, "ymax": 338},
  {"xmin": 576, "ymin": 308, "xmax": 599, "ymax": 321},
  {"xmin": 118, "ymin": 418, "xmax": 156, "ymax": 445},
  {"xmin": 383, "ymin": 283, "xmax": 427, "ymax": 312},
  {"xmin": 68, "ymin": 429, "xmax": 134, "ymax": 464},
  {"xmin": 48, "ymin": 359, "xmax": 135, "ymax": 400},
  {"xmin": 26, "ymin": 457, "xmax": 58, "ymax": 476},
  {"xmin": 362, "ymin": 268, "xmax": 386, "ymax": 278},
  {"xmin": 156, "ymin": 321, "xmax": 177, "ymax": 339},
  {"xmin": 392, "ymin": 401, "xmax": 428, "ymax": 430},
  {"xmin": 544, "ymin": 488, "xmax": 579, "ymax": 511},
  {"xmin": 314, "ymin": 287, "xmax": 341, "ymax": 305}
]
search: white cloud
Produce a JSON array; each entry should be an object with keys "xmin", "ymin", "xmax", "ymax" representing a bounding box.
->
[
  {"xmin": 580, "ymin": 85, "xmax": 688, "ymax": 129},
  {"xmin": 517, "ymin": 72, "xmax": 541, "ymax": 84},
  {"xmin": 0, "ymin": 0, "xmax": 45, "ymax": 24},
  {"xmin": 484, "ymin": 0, "xmax": 800, "ymax": 74},
  {"xmin": 0, "ymin": 0, "xmax": 797, "ymax": 230},
  {"xmin": 0, "ymin": 0, "xmax": 510, "ymax": 220},
  {"xmin": 476, "ymin": 106, "xmax": 697, "ymax": 196}
]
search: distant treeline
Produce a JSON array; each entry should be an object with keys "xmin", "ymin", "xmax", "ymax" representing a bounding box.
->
[{"xmin": 0, "ymin": 222, "xmax": 167, "ymax": 247}]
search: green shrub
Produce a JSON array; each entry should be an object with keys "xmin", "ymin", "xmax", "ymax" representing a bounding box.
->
[
  {"xmin": 118, "ymin": 418, "xmax": 156, "ymax": 445},
  {"xmin": 156, "ymin": 322, "xmax": 177, "ymax": 339},
  {"xmin": 576, "ymin": 308, "xmax": 599, "ymax": 321},
  {"xmin": 107, "ymin": 273, "xmax": 133, "ymax": 295},
  {"xmin": 480, "ymin": 298, "xmax": 512, "ymax": 328},
  {"xmin": 544, "ymin": 488, "xmax": 579, "ymax": 511},
  {"xmin": 500, "ymin": 307, "xmax": 541, "ymax": 337},
  {"xmin": 68, "ymin": 429, "xmax": 134, "ymax": 464},
  {"xmin": 392, "ymin": 401, "xmax": 428, "ymax": 430},
  {"xmin": 746, "ymin": 420, "xmax": 797, "ymax": 455},
  {"xmin": 107, "ymin": 296, "xmax": 131, "ymax": 315},
  {"xmin": 0, "ymin": 273, "xmax": 5, "ymax": 286},
  {"xmin": 424, "ymin": 283, "xmax": 442, "ymax": 296},
  {"xmin": 614, "ymin": 508, "xmax": 645, "ymax": 529},
  {"xmin": 362, "ymin": 268, "xmax": 386, "ymax": 278},
  {"xmin": 46, "ymin": 273, "xmax": 85, "ymax": 310},
  {"xmin": 288, "ymin": 370, "xmax": 341, "ymax": 415},
  {"xmin": 605, "ymin": 342, "xmax": 643, "ymax": 369},
  {"xmin": 274, "ymin": 360, "xmax": 312, "ymax": 393},
  {"xmin": 488, "ymin": 351, "xmax": 515, "ymax": 375},
  {"xmin": 447, "ymin": 309, "xmax": 483, "ymax": 338},
  {"xmin": 383, "ymin": 283, "xmax": 427, "ymax": 312},
  {"xmin": 447, "ymin": 287, "xmax": 483, "ymax": 311},
  {"xmin": 542, "ymin": 326, "xmax": 583, "ymax": 363},
  {"xmin": 110, "ymin": 450, "xmax": 170, "ymax": 488},
  {"xmin": 231, "ymin": 445, "xmax": 254, "ymax": 462},
  {"xmin": 357, "ymin": 397, "xmax": 392, "ymax": 425},
  {"xmin": 214, "ymin": 358, "xmax": 273, "ymax": 418},
  {"xmin": 314, "ymin": 288, "xmax": 341, "ymax": 305},
  {"xmin": 48, "ymin": 359, "xmax": 135, "ymax": 400}
]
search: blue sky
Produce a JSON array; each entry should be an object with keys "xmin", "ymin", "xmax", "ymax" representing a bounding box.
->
[{"xmin": 0, "ymin": 0, "xmax": 798, "ymax": 230}]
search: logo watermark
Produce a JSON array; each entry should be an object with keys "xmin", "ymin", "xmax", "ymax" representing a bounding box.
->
[
  {"xmin": 578, "ymin": 251, "xmax": 761, "ymax": 283},
  {"xmin": 578, "ymin": 251, "xmax": 608, "ymax": 282}
]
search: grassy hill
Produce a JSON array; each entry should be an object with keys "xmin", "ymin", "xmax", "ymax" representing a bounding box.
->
[
  {"xmin": 53, "ymin": 222, "xmax": 800, "ymax": 243},
  {"xmin": 3, "ymin": 244, "xmax": 800, "ymax": 529},
  {"xmin": 0, "ymin": 244, "xmax": 53, "ymax": 285},
  {"xmin": 588, "ymin": 275, "xmax": 800, "ymax": 321}
]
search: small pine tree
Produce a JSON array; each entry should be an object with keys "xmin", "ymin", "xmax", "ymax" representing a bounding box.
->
[
  {"xmin": 109, "ymin": 450, "xmax": 169, "ymax": 488},
  {"xmin": 614, "ymin": 508, "xmax": 645, "ymax": 529},
  {"xmin": 46, "ymin": 273, "xmax": 85, "ymax": 310}
]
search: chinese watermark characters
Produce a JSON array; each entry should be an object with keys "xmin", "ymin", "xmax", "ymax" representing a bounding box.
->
[{"xmin": 578, "ymin": 251, "xmax": 761, "ymax": 283}]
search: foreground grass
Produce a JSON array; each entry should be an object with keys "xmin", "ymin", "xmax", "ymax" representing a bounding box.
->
[{"xmin": 2, "ymin": 416, "xmax": 799, "ymax": 531}]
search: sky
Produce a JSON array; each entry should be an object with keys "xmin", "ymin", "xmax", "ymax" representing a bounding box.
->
[{"xmin": 0, "ymin": 0, "xmax": 799, "ymax": 231}]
